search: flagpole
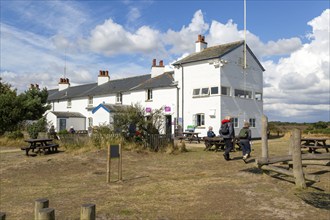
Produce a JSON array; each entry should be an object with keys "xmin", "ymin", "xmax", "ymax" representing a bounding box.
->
[{"xmin": 244, "ymin": 0, "xmax": 247, "ymax": 69}]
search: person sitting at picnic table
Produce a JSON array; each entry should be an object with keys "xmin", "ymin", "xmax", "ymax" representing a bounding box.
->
[
  {"xmin": 48, "ymin": 125, "xmax": 59, "ymax": 140},
  {"xmin": 207, "ymin": 126, "xmax": 216, "ymax": 138},
  {"xmin": 69, "ymin": 126, "xmax": 76, "ymax": 134}
]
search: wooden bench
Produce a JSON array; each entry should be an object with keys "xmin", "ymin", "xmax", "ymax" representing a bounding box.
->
[{"xmin": 21, "ymin": 144, "xmax": 59, "ymax": 155}]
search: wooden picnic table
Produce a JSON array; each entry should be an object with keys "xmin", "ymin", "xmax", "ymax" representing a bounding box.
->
[
  {"xmin": 301, "ymin": 137, "xmax": 329, "ymax": 153},
  {"xmin": 203, "ymin": 136, "xmax": 241, "ymax": 151},
  {"xmin": 179, "ymin": 132, "xmax": 201, "ymax": 143},
  {"xmin": 21, "ymin": 138, "xmax": 59, "ymax": 156}
]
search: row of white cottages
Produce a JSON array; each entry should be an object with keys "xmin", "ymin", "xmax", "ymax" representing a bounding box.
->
[{"xmin": 46, "ymin": 35, "xmax": 264, "ymax": 137}]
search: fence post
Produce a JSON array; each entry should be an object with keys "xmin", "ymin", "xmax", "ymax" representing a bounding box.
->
[
  {"xmin": 261, "ymin": 115, "xmax": 269, "ymax": 159},
  {"xmin": 292, "ymin": 128, "xmax": 306, "ymax": 189},
  {"xmin": 0, "ymin": 212, "xmax": 6, "ymax": 220},
  {"xmin": 35, "ymin": 198, "xmax": 49, "ymax": 220},
  {"xmin": 37, "ymin": 208, "xmax": 55, "ymax": 220},
  {"xmin": 80, "ymin": 204, "xmax": 96, "ymax": 220}
]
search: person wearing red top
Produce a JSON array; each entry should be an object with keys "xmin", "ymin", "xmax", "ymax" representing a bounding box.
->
[{"xmin": 219, "ymin": 116, "xmax": 235, "ymax": 161}]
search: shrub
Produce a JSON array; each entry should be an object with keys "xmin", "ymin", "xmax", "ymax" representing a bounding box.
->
[
  {"xmin": 6, "ymin": 131, "xmax": 24, "ymax": 139},
  {"xmin": 27, "ymin": 117, "xmax": 47, "ymax": 139}
]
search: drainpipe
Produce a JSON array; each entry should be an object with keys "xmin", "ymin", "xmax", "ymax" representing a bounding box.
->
[{"xmin": 181, "ymin": 64, "xmax": 184, "ymax": 130}]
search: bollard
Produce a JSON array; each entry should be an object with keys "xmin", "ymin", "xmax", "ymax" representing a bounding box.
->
[
  {"xmin": 37, "ymin": 208, "xmax": 55, "ymax": 220},
  {"xmin": 35, "ymin": 198, "xmax": 49, "ymax": 220},
  {"xmin": 80, "ymin": 203, "xmax": 96, "ymax": 220},
  {"xmin": 0, "ymin": 212, "xmax": 6, "ymax": 220}
]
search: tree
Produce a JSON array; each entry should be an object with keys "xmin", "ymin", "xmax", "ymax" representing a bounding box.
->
[
  {"xmin": 0, "ymin": 78, "xmax": 51, "ymax": 135},
  {"xmin": 0, "ymin": 78, "xmax": 23, "ymax": 134},
  {"xmin": 113, "ymin": 103, "xmax": 164, "ymax": 138}
]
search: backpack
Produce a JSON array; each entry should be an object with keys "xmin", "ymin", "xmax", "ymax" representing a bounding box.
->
[
  {"xmin": 220, "ymin": 123, "xmax": 229, "ymax": 135},
  {"xmin": 239, "ymin": 128, "xmax": 249, "ymax": 139}
]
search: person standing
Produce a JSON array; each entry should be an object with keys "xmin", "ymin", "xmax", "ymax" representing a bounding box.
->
[
  {"xmin": 239, "ymin": 121, "xmax": 252, "ymax": 163},
  {"xmin": 220, "ymin": 116, "xmax": 235, "ymax": 161}
]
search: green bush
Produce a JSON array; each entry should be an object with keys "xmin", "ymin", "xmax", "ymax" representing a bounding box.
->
[
  {"xmin": 27, "ymin": 117, "xmax": 47, "ymax": 139},
  {"xmin": 6, "ymin": 131, "xmax": 24, "ymax": 139}
]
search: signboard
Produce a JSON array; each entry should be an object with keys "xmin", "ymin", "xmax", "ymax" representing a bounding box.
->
[
  {"xmin": 110, "ymin": 145, "xmax": 120, "ymax": 158},
  {"xmin": 165, "ymin": 106, "xmax": 171, "ymax": 112},
  {"xmin": 146, "ymin": 107, "xmax": 152, "ymax": 113}
]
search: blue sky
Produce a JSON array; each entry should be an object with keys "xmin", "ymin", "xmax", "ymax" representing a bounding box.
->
[{"xmin": 1, "ymin": 0, "xmax": 329, "ymax": 123}]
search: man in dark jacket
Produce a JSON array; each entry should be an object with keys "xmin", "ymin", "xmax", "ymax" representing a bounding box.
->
[{"xmin": 220, "ymin": 116, "xmax": 235, "ymax": 161}]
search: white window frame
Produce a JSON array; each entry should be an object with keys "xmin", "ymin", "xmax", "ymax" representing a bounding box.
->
[
  {"xmin": 88, "ymin": 117, "xmax": 93, "ymax": 127},
  {"xmin": 116, "ymin": 93, "xmax": 122, "ymax": 103},
  {"xmin": 193, "ymin": 88, "xmax": 200, "ymax": 97},
  {"xmin": 234, "ymin": 89, "xmax": 252, "ymax": 99},
  {"xmin": 255, "ymin": 92, "xmax": 262, "ymax": 101},
  {"xmin": 233, "ymin": 117, "xmax": 239, "ymax": 128},
  {"xmin": 88, "ymin": 96, "xmax": 93, "ymax": 106},
  {"xmin": 221, "ymin": 86, "xmax": 231, "ymax": 96},
  {"xmin": 193, "ymin": 113, "xmax": 205, "ymax": 127},
  {"xmin": 201, "ymin": 87, "xmax": 209, "ymax": 96},
  {"xmin": 67, "ymin": 99, "xmax": 72, "ymax": 108},
  {"xmin": 146, "ymin": 89, "xmax": 153, "ymax": 101},
  {"xmin": 249, "ymin": 118, "xmax": 256, "ymax": 128},
  {"xmin": 210, "ymin": 86, "xmax": 219, "ymax": 95}
]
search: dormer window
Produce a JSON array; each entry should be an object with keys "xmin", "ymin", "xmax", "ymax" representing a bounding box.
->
[
  {"xmin": 116, "ymin": 93, "xmax": 122, "ymax": 103},
  {"xmin": 146, "ymin": 89, "xmax": 153, "ymax": 101}
]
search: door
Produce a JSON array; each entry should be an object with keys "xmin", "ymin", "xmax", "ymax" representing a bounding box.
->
[
  {"xmin": 59, "ymin": 118, "xmax": 67, "ymax": 131},
  {"xmin": 165, "ymin": 115, "xmax": 172, "ymax": 136}
]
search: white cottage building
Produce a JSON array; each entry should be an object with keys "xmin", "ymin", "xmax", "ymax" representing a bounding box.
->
[{"xmin": 46, "ymin": 35, "xmax": 264, "ymax": 137}]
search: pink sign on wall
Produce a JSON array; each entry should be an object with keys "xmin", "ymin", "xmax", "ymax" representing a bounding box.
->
[
  {"xmin": 165, "ymin": 106, "xmax": 171, "ymax": 112},
  {"xmin": 146, "ymin": 107, "xmax": 152, "ymax": 113}
]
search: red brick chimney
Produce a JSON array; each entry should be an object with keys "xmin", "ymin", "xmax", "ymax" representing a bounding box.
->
[
  {"xmin": 98, "ymin": 70, "xmax": 110, "ymax": 85},
  {"xmin": 195, "ymin": 34, "xmax": 207, "ymax": 52}
]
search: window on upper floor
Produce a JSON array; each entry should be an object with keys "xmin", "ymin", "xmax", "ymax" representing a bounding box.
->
[
  {"xmin": 116, "ymin": 93, "xmax": 122, "ymax": 103},
  {"xmin": 193, "ymin": 88, "xmax": 200, "ymax": 97},
  {"xmin": 221, "ymin": 86, "xmax": 231, "ymax": 96},
  {"xmin": 234, "ymin": 89, "xmax": 252, "ymax": 99},
  {"xmin": 210, "ymin": 86, "xmax": 219, "ymax": 95},
  {"xmin": 88, "ymin": 96, "xmax": 93, "ymax": 106},
  {"xmin": 193, "ymin": 113, "xmax": 205, "ymax": 127},
  {"xmin": 201, "ymin": 87, "xmax": 209, "ymax": 96},
  {"xmin": 146, "ymin": 89, "xmax": 153, "ymax": 101},
  {"xmin": 67, "ymin": 99, "xmax": 72, "ymax": 108},
  {"xmin": 249, "ymin": 118, "xmax": 256, "ymax": 128},
  {"xmin": 193, "ymin": 86, "xmax": 219, "ymax": 97},
  {"xmin": 255, "ymin": 92, "xmax": 262, "ymax": 101}
]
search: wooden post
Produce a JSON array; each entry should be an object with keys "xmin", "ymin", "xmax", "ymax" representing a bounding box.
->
[
  {"xmin": 118, "ymin": 144, "xmax": 122, "ymax": 181},
  {"xmin": 37, "ymin": 208, "xmax": 55, "ymax": 220},
  {"xmin": 35, "ymin": 198, "xmax": 49, "ymax": 220},
  {"xmin": 288, "ymin": 131, "xmax": 294, "ymax": 169},
  {"xmin": 0, "ymin": 212, "xmax": 6, "ymax": 220},
  {"xmin": 261, "ymin": 115, "xmax": 269, "ymax": 159},
  {"xmin": 292, "ymin": 129, "xmax": 306, "ymax": 189},
  {"xmin": 80, "ymin": 204, "xmax": 96, "ymax": 220},
  {"xmin": 107, "ymin": 145, "xmax": 111, "ymax": 183}
]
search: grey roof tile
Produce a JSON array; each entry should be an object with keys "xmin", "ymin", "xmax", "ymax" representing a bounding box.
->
[{"xmin": 130, "ymin": 71, "xmax": 175, "ymax": 91}]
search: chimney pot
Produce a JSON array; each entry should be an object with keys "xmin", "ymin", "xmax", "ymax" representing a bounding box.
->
[
  {"xmin": 105, "ymin": 70, "xmax": 109, "ymax": 76},
  {"xmin": 152, "ymin": 59, "xmax": 156, "ymax": 67},
  {"xmin": 159, "ymin": 60, "xmax": 164, "ymax": 67},
  {"xmin": 99, "ymin": 70, "xmax": 103, "ymax": 76}
]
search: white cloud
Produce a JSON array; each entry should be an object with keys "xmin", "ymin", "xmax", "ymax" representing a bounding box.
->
[
  {"xmin": 88, "ymin": 19, "xmax": 163, "ymax": 56},
  {"xmin": 164, "ymin": 10, "xmax": 209, "ymax": 54},
  {"xmin": 263, "ymin": 9, "xmax": 330, "ymax": 121}
]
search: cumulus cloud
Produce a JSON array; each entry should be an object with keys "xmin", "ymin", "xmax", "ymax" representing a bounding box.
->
[
  {"xmin": 164, "ymin": 10, "xmax": 209, "ymax": 54},
  {"xmin": 88, "ymin": 19, "xmax": 163, "ymax": 56},
  {"xmin": 263, "ymin": 9, "xmax": 330, "ymax": 121}
]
